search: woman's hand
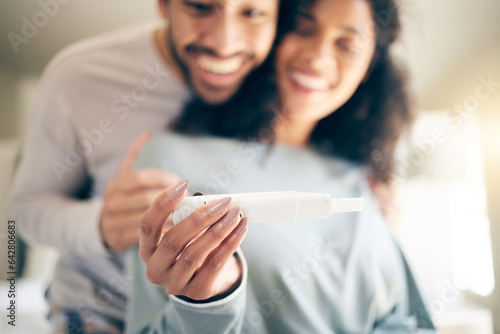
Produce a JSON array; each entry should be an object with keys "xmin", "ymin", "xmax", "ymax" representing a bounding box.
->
[{"xmin": 139, "ymin": 180, "xmax": 248, "ymax": 302}]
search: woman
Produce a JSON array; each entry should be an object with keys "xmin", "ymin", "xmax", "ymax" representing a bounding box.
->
[
  {"xmin": 126, "ymin": 0, "xmax": 435, "ymax": 333},
  {"xmin": 174, "ymin": 0, "xmax": 410, "ymax": 229}
]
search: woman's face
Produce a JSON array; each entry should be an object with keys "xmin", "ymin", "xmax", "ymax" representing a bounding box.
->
[{"xmin": 275, "ymin": 0, "xmax": 376, "ymax": 123}]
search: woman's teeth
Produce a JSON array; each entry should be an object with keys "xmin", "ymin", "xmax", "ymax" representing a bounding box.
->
[
  {"xmin": 290, "ymin": 70, "xmax": 329, "ymax": 91},
  {"xmin": 198, "ymin": 56, "xmax": 243, "ymax": 75}
]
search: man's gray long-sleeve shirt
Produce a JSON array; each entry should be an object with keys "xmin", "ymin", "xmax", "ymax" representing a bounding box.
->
[{"xmin": 9, "ymin": 22, "xmax": 191, "ymax": 328}]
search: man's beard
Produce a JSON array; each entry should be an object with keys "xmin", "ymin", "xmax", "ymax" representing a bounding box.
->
[
  {"xmin": 167, "ymin": 28, "xmax": 193, "ymax": 90},
  {"xmin": 166, "ymin": 27, "xmax": 256, "ymax": 94}
]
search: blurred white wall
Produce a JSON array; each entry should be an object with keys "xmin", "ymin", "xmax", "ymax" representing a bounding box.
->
[
  {"xmin": 0, "ymin": 66, "xmax": 21, "ymax": 138},
  {"xmin": 394, "ymin": 2, "xmax": 500, "ymax": 331},
  {"xmin": 395, "ymin": 0, "xmax": 500, "ymax": 109}
]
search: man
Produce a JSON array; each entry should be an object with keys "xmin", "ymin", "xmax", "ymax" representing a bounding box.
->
[{"xmin": 9, "ymin": 0, "xmax": 280, "ymax": 332}]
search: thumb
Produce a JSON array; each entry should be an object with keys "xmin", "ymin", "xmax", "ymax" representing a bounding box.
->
[{"xmin": 118, "ymin": 132, "xmax": 152, "ymax": 176}]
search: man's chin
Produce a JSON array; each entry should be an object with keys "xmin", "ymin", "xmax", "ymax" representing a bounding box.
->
[
  {"xmin": 193, "ymin": 81, "xmax": 243, "ymax": 105},
  {"xmin": 195, "ymin": 89, "xmax": 238, "ymax": 105}
]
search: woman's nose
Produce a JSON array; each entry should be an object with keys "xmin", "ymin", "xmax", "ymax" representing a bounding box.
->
[{"xmin": 305, "ymin": 39, "xmax": 337, "ymax": 72}]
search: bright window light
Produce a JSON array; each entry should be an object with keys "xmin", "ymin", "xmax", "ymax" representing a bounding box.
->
[{"xmin": 397, "ymin": 110, "xmax": 495, "ymax": 305}]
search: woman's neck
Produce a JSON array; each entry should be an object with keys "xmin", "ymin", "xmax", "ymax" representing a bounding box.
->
[{"xmin": 274, "ymin": 117, "xmax": 317, "ymax": 147}]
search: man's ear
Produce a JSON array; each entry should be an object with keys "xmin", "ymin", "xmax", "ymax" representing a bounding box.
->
[{"xmin": 158, "ymin": 0, "xmax": 169, "ymax": 19}]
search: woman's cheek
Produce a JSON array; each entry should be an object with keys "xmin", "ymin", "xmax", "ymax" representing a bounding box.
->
[{"xmin": 276, "ymin": 36, "xmax": 302, "ymax": 64}]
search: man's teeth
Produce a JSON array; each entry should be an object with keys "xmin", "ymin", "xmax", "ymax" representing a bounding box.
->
[
  {"xmin": 290, "ymin": 71, "xmax": 329, "ymax": 91},
  {"xmin": 198, "ymin": 56, "xmax": 243, "ymax": 75}
]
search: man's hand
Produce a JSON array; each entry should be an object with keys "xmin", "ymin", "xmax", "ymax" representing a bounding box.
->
[
  {"xmin": 100, "ymin": 132, "xmax": 181, "ymax": 252},
  {"xmin": 139, "ymin": 180, "xmax": 248, "ymax": 302}
]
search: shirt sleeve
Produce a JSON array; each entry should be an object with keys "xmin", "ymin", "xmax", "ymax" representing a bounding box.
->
[
  {"xmin": 124, "ymin": 247, "xmax": 248, "ymax": 334},
  {"xmin": 8, "ymin": 54, "xmax": 109, "ymax": 257}
]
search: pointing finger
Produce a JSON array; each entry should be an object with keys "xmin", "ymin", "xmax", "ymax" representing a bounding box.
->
[{"xmin": 119, "ymin": 132, "xmax": 152, "ymax": 176}]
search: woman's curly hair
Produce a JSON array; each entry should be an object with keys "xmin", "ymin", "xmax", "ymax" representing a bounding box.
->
[{"xmin": 171, "ymin": 0, "xmax": 414, "ymax": 184}]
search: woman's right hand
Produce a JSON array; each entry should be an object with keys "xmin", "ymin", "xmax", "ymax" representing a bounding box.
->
[{"xmin": 139, "ymin": 180, "xmax": 248, "ymax": 302}]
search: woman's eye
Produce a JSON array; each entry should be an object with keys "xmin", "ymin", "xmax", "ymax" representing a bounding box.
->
[
  {"xmin": 337, "ymin": 40, "xmax": 358, "ymax": 56},
  {"xmin": 244, "ymin": 9, "xmax": 264, "ymax": 18}
]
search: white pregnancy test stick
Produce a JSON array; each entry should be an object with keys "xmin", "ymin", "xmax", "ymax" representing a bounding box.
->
[{"xmin": 172, "ymin": 191, "xmax": 363, "ymax": 225}]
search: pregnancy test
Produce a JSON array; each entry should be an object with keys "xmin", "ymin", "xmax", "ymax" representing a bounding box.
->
[{"xmin": 172, "ymin": 191, "xmax": 363, "ymax": 225}]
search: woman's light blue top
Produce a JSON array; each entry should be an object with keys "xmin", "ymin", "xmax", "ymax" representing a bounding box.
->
[{"xmin": 125, "ymin": 132, "xmax": 435, "ymax": 334}]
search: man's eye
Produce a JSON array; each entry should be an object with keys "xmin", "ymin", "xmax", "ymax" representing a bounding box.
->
[{"xmin": 185, "ymin": 1, "xmax": 211, "ymax": 12}]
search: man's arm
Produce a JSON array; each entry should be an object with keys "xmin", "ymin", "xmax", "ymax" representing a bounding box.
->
[
  {"xmin": 8, "ymin": 58, "xmax": 178, "ymax": 256},
  {"xmin": 8, "ymin": 70, "xmax": 109, "ymax": 255}
]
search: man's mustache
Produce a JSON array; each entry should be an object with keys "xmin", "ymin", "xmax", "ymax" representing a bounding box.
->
[{"xmin": 185, "ymin": 44, "xmax": 255, "ymax": 61}]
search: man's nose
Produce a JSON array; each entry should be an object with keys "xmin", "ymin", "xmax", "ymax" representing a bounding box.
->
[{"xmin": 203, "ymin": 12, "xmax": 246, "ymax": 57}]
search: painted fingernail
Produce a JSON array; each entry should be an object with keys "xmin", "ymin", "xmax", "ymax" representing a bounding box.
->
[
  {"xmin": 222, "ymin": 206, "xmax": 240, "ymax": 226},
  {"xmin": 209, "ymin": 197, "xmax": 231, "ymax": 216},
  {"xmin": 235, "ymin": 217, "xmax": 248, "ymax": 236},
  {"xmin": 169, "ymin": 180, "xmax": 189, "ymax": 199}
]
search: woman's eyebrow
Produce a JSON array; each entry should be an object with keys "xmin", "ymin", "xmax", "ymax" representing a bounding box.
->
[
  {"xmin": 298, "ymin": 11, "xmax": 316, "ymax": 22},
  {"xmin": 339, "ymin": 26, "xmax": 363, "ymax": 35},
  {"xmin": 297, "ymin": 13, "xmax": 363, "ymax": 36}
]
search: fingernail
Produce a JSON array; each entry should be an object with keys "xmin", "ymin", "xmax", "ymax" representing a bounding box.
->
[
  {"xmin": 235, "ymin": 217, "xmax": 248, "ymax": 236},
  {"xmin": 222, "ymin": 206, "xmax": 240, "ymax": 226},
  {"xmin": 169, "ymin": 180, "xmax": 189, "ymax": 199},
  {"xmin": 209, "ymin": 197, "xmax": 231, "ymax": 216}
]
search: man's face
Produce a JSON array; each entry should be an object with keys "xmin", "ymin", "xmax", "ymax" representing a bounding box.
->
[{"xmin": 160, "ymin": 0, "xmax": 279, "ymax": 105}]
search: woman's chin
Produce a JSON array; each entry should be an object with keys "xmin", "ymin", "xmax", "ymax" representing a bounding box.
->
[{"xmin": 282, "ymin": 99, "xmax": 322, "ymax": 119}]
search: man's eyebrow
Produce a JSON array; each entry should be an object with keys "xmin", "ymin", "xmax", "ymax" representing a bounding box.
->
[{"xmin": 183, "ymin": 0, "xmax": 214, "ymax": 6}]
